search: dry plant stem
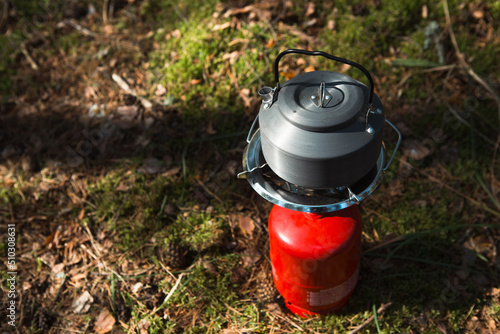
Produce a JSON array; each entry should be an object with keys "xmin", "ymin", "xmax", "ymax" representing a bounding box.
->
[
  {"xmin": 20, "ymin": 42, "xmax": 39, "ymax": 70},
  {"xmin": 63, "ymin": 19, "xmax": 96, "ymax": 37},
  {"xmin": 0, "ymin": 0, "xmax": 9, "ymax": 31},
  {"xmin": 111, "ymin": 73, "xmax": 153, "ymax": 109},
  {"xmin": 415, "ymin": 165, "xmax": 500, "ymax": 218},
  {"xmin": 270, "ymin": 312, "xmax": 304, "ymax": 332},
  {"xmin": 442, "ymin": 0, "xmax": 500, "ymax": 115},
  {"xmin": 81, "ymin": 243, "xmax": 125, "ymax": 282},
  {"xmin": 447, "ymin": 104, "xmax": 496, "ymax": 145},
  {"xmin": 195, "ymin": 178, "xmax": 223, "ymax": 204},
  {"xmin": 348, "ymin": 302, "xmax": 392, "ymax": 334},
  {"xmin": 150, "ymin": 273, "xmax": 186, "ymax": 316},
  {"xmin": 443, "ymin": 0, "xmax": 500, "ymax": 193},
  {"xmin": 103, "ymin": 0, "xmax": 110, "ymax": 24}
]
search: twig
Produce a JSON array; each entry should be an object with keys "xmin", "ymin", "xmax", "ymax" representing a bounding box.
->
[
  {"xmin": 20, "ymin": 42, "xmax": 39, "ymax": 70},
  {"xmin": 415, "ymin": 167, "xmax": 500, "ymax": 218},
  {"xmin": 447, "ymin": 104, "xmax": 496, "ymax": 145},
  {"xmin": 271, "ymin": 312, "xmax": 304, "ymax": 332},
  {"xmin": 111, "ymin": 73, "xmax": 153, "ymax": 109},
  {"xmin": 348, "ymin": 302, "xmax": 392, "ymax": 334},
  {"xmin": 443, "ymin": 0, "xmax": 500, "ymax": 196},
  {"xmin": 110, "ymin": 189, "xmax": 130, "ymax": 228},
  {"xmin": 195, "ymin": 178, "xmax": 223, "ymax": 204},
  {"xmin": 0, "ymin": 0, "xmax": 9, "ymax": 31},
  {"xmin": 80, "ymin": 244, "xmax": 125, "ymax": 282},
  {"xmin": 272, "ymin": 0, "xmax": 287, "ymax": 25},
  {"xmin": 103, "ymin": 0, "xmax": 111, "ymax": 24},
  {"xmin": 62, "ymin": 19, "xmax": 96, "ymax": 37},
  {"xmin": 173, "ymin": 4, "xmax": 189, "ymax": 24},
  {"xmin": 53, "ymin": 273, "xmax": 67, "ymax": 304},
  {"xmin": 83, "ymin": 221, "xmax": 103, "ymax": 257},
  {"xmin": 150, "ymin": 273, "xmax": 186, "ymax": 316},
  {"xmin": 443, "ymin": 0, "xmax": 500, "ymax": 112}
]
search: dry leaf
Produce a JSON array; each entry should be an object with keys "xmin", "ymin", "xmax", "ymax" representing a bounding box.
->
[
  {"xmin": 155, "ymin": 84, "xmax": 166, "ymax": 96},
  {"xmin": 131, "ymin": 282, "xmax": 144, "ymax": 294},
  {"xmin": 171, "ymin": 29, "xmax": 181, "ymax": 39},
  {"xmin": 223, "ymin": 5, "xmax": 254, "ymax": 17},
  {"xmin": 327, "ymin": 19, "xmax": 335, "ymax": 30},
  {"xmin": 72, "ymin": 291, "xmax": 94, "ymax": 314},
  {"xmin": 161, "ymin": 166, "xmax": 181, "ymax": 177},
  {"xmin": 116, "ymin": 105, "xmax": 138, "ymax": 121},
  {"xmin": 207, "ymin": 119, "xmax": 217, "ymax": 135},
  {"xmin": 437, "ymin": 322, "xmax": 448, "ymax": 334},
  {"xmin": 212, "ymin": 22, "xmax": 231, "ymax": 31},
  {"xmin": 238, "ymin": 88, "xmax": 255, "ymax": 111},
  {"xmin": 201, "ymin": 259, "xmax": 218, "ymax": 274},
  {"xmin": 236, "ymin": 215, "xmax": 255, "ymax": 236},
  {"xmin": 43, "ymin": 232, "xmax": 55, "ymax": 247},
  {"xmin": 241, "ymin": 249, "xmax": 261, "ymax": 267},
  {"xmin": 339, "ymin": 63, "xmax": 351, "ymax": 73},
  {"xmin": 280, "ymin": 70, "xmax": 295, "ymax": 80},
  {"xmin": 70, "ymin": 273, "xmax": 88, "ymax": 285},
  {"xmin": 222, "ymin": 51, "xmax": 240, "ymax": 64},
  {"xmin": 489, "ymin": 287, "xmax": 500, "ymax": 297},
  {"xmin": 116, "ymin": 181, "xmax": 130, "ymax": 192},
  {"xmin": 403, "ymin": 139, "xmax": 431, "ymax": 161},
  {"xmin": 265, "ymin": 38, "xmax": 275, "ymax": 48},
  {"xmin": 138, "ymin": 319, "xmax": 150, "ymax": 334},
  {"xmin": 266, "ymin": 303, "xmax": 280, "ymax": 313},
  {"xmin": 103, "ymin": 24, "xmax": 114, "ymax": 35},
  {"xmin": 304, "ymin": 65, "xmax": 315, "ymax": 73},
  {"xmin": 472, "ymin": 10, "xmax": 484, "ymax": 19},
  {"xmin": 422, "ymin": 5, "xmax": 428, "ymax": 18},
  {"xmin": 305, "ymin": 2, "xmax": 315, "ymax": 16},
  {"xmin": 138, "ymin": 157, "xmax": 163, "ymax": 175},
  {"xmin": 94, "ymin": 308, "xmax": 115, "ymax": 333},
  {"xmin": 51, "ymin": 263, "xmax": 65, "ymax": 274}
]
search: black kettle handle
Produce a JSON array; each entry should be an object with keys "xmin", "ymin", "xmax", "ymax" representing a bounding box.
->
[{"xmin": 273, "ymin": 49, "xmax": 374, "ymax": 105}]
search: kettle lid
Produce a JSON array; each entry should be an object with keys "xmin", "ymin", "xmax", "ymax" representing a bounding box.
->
[{"xmin": 278, "ymin": 71, "xmax": 368, "ymax": 132}]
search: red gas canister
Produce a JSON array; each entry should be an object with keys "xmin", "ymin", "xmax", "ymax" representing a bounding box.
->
[
  {"xmin": 269, "ymin": 204, "xmax": 362, "ymax": 316},
  {"xmin": 238, "ymin": 49, "xmax": 401, "ymax": 317}
]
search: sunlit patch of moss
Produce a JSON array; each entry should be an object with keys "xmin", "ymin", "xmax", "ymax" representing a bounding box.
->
[{"xmin": 165, "ymin": 210, "xmax": 227, "ymax": 252}]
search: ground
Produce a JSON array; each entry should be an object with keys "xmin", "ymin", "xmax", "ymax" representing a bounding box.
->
[{"xmin": 0, "ymin": 0, "xmax": 499, "ymax": 333}]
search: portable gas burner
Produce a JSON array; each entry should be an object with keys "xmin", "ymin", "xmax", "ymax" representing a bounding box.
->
[{"xmin": 238, "ymin": 49, "xmax": 401, "ymax": 317}]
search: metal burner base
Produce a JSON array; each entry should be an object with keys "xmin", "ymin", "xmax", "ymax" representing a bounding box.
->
[{"xmin": 240, "ymin": 129, "xmax": 386, "ymax": 213}]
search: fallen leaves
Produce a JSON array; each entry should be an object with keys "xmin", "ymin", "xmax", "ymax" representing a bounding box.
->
[
  {"xmin": 138, "ymin": 157, "xmax": 164, "ymax": 175},
  {"xmin": 402, "ymin": 139, "xmax": 432, "ymax": 161},
  {"xmin": 72, "ymin": 291, "xmax": 94, "ymax": 314},
  {"xmin": 230, "ymin": 213, "xmax": 256, "ymax": 237},
  {"xmin": 94, "ymin": 309, "xmax": 116, "ymax": 333}
]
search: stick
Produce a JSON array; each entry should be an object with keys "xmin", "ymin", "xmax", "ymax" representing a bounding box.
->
[
  {"xmin": 443, "ymin": 0, "xmax": 500, "ymax": 196},
  {"xmin": 348, "ymin": 302, "xmax": 392, "ymax": 334},
  {"xmin": 442, "ymin": 0, "xmax": 500, "ymax": 113},
  {"xmin": 111, "ymin": 73, "xmax": 153, "ymax": 109},
  {"xmin": 415, "ymin": 167, "xmax": 500, "ymax": 218},
  {"xmin": 0, "ymin": 0, "xmax": 9, "ymax": 31},
  {"xmin": 150, "ymin": 273, "xmax": 186, "ymax": 315},
  {"xmin": 103, "ymin": 0, "xmax": 110, "ymax": 24},
  {"xmin": 20, "ymin": 42, "xmax": 39, "ymax": 70},
  {"xmin": 62, "ymin": 19, "xmax": 96, "ymax": 37},
  {"xmin": 447, "ymin": 104, "xmax": 496, "ymax": 145}
]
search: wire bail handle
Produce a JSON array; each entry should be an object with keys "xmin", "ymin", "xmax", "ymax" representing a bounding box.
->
[{"xmin": 273, "ymin": 49, "xmax": 375, "ymax": 105}]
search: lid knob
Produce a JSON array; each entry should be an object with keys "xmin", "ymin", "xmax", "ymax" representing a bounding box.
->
[{"xmin": 310, "ymin": 81, "xmax": 333, "ymax": 108}]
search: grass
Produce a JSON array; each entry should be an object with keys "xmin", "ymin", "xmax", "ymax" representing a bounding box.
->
[{"xmin": 0, "ymin": 0, "xmax": 499, "ymax": 333}]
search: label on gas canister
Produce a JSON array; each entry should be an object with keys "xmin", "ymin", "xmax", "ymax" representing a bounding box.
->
[{"xmin": 306, "ymin": 268, "xmax": 359, "ymax": 306}]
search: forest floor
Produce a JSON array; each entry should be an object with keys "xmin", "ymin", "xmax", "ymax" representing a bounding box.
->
[{"xmin": 0, "ymin": 0, "xmax": 500, "ymax": 333}]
